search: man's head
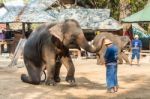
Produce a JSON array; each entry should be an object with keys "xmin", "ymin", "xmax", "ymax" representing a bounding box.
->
[
  {"xmin": 104, "ymin": 39, "xmax": 112, "ymax": 46},
  {"xmin": 134, "ymin": 35, "xmax": 139, "ymax": 40}
]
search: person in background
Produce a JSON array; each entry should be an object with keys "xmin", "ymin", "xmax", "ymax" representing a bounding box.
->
[
  {"xmin": 104, "ymin": 39, "xmax": 119, "ymax": 93},
  {"xmin": 131, "ymin": 35, "xmax": 142, "ymax": 66}
]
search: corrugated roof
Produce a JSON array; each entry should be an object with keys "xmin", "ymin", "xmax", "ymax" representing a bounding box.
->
[
  {"xmin": 99, "ymin": 18, "xmax": 122, "ymax": 30},
  {"xmin": 20, "ymin": 0, "xmax": 58, "ymax": 23},
  {"xmin": 20, "ymin": 9, "xmax": 54, "ymax": 23},
  {"xmin": 0, "ymin": 0, "xmax": 25, "ymax": 23},
  {"xmin": 0, "ymin": 0, "xmax": 121, "ymax": 30},
  {"xmin": 122, "ymin": 1, "xmax": 150, "ymax": 23},
  {"xmin": 28, "ymin": 0, "xmax": 57, "ymax": 10},
  {"xmin": 20, "ymin": 8, "xmax": 110, "ymax": 27},
  {"xmin": 57, "ymin": 9, "xmax": 110, "ymax": 29},
  {"xmin": 0, "ymin": 7, "xmax": 23, "ymax": 23},
  {"xmin": 0, "ymin": 0, "xmax": 57, "ymax": 23}
]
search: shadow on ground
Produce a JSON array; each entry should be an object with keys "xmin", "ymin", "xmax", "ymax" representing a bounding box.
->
[
  {"xmin": 0, "ymin": 67, "xmax": 150, "ymax": 99},
  {"xmin": 88, "ymin": 75, "xmax": 150, "ymax": 99}
]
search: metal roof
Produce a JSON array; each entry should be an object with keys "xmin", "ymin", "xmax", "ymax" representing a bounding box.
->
[
  {"xmin": 28, "ymin": 0, "xmax": 57, "ymax": 10},
  {"xmin": 0, "ymin": 0, "xmax": 57, "ymax": 23},
  {"xmin": 0, "ymin": 0, "xmax": 122, "ymax": 30},
  {"xmin": 57, "ymin": 9, "xmax": 110, "ymax": 29},
  {"xmin": 122, "ymin": 1, "xmax": 150, "ymax": 23},
  {"xmin": 98, "ymin": 18, "xmax": 122, "ymax": 30},
  {"xmin": 0, "ymin": 0, "xmax": 25, "ymax": 23},
  {"xmin": 18, "ymin": 0, "xmax": 58, "ymax": 23},
  {"xmin": 0, "ymin": 7, "xmax": 23, "ymax": 23}
]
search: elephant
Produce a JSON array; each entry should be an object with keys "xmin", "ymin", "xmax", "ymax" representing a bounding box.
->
[
  {"xmin": 21, "ymin": 19, "xmax": 105, "ymax": 85},
  {"xmin": 93, "ymin": 32, "xmax": 131, "ymax": 65}
]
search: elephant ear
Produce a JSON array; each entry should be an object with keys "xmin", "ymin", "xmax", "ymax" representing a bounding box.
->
[{"xmin": 49, "ymin": 24, "xmax": 63, "ymax": 42}]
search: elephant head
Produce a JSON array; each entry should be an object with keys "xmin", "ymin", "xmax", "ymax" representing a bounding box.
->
[{"xmin": 49, "ymin": 19, "xmax": 105, "ymax": 53}]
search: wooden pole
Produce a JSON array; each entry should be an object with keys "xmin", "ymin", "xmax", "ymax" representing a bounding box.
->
[
  {"xmin": 22, "ymin": 23, "xmax": 26, "ymax": 38},
  {"xmin": 6, "ymin": 23, "xmax": 10, "ymax": 30},
  {"xmin": 27, "ymin": 23, "xmax": 31, "ymax": 31}
]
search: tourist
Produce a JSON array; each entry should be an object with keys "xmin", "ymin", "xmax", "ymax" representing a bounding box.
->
[
  {"xmin": 104, "ymin": 39, "xmax": 119, "ymax": 93},
  {"xmin": 131, "ymin": 35, "xmax": 142, "ymax": 66}
]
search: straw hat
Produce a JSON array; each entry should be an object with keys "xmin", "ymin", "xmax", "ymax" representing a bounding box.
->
[
  {"xmin": 104, "ymin": 39, "xmax": 112, "ymax": 45},
  {"xmin": 134, "ymin": 35, "xmax": 139, "ymax": 39}
]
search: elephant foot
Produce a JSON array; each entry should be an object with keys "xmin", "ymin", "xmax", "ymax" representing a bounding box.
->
[
  {"xmin": 96, "ymin": 62, "xmax": 101, "ymax": 65},
  {"xmin": 45, "ymin": 79, "xmax": 56, "ymax": 86},
  {"xmin": 66, "ymin": 76, "xmax": 76, "ymax": 86},
  {"xmin": 21, "ymin": 74, "xmax": 40, "ymax": 85},
  {"xmin": 118, "ymin": 62, "xmax": 123, "ymax": 64},
  {"xmin": 126, "ymin": 62, "xmax": 130, "ymax": 64},
  {"xmin": 54, "ymin": 77, "xmax": 61, "ymax": 83},
  {"xmin": 21, "ymin": 74, "xmax": 28, "ymax": 82}
]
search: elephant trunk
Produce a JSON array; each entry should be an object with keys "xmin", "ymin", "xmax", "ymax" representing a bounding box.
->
[{"xmin": 76, "ymin": 33, "xmax": 105, "ymax": 53}]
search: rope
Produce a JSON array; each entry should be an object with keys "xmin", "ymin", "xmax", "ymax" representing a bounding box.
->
[{"xmin": 41, "ymin": 70, "xmax": 46, "ymax": 82}]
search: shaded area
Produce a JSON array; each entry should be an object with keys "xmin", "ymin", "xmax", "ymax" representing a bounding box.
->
[{"xmin": 0, "ymin": 59, "xmax": 150, "ymax": 99}]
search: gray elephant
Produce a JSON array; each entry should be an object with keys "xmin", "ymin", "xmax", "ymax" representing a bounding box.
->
[
  {"xmin": 21, "ymin": 19, "xmax": 105, "ymax": 85},
  {"xmin": 93, "ymin": 32, "xmax": 131, "ymax": 65}
]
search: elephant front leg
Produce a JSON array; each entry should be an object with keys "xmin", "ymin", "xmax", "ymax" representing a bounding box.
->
[
  {"xmin": 121, "ymin": 52, "xmax": 130, "ymax": 64},
  {"xmin": 99, "ymin": 54, "xmax": 105, "ymax": 65},
  {"xmin": 96, "ymin": 55, "xmax": 101, "ymax": 65},
  {"xmin": 45, "ymin": 58, "xmax": 56, "ymax": 86},
  {"xmin": 118, "ymin": 54, "xmax": 123, "ymax": 64},
  {"xmin": 61, "ymin": 56, "xmax": 76, "ymax": 86},
  {"xmin": 54, "ymin": 61, "xmax": 62, "ymax": 83}
]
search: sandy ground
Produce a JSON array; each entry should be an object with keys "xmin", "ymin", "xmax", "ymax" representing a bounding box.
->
[{"xmin": 0, "ymin": 55, "xmax": 150, "ymax": 99}]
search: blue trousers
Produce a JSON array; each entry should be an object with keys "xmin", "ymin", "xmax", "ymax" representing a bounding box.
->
[
  {"xmin": 106, "ymin": 63, "xmax": 118, "ymax": 89},
  {"xmin": 132, "ymin": 49, "xmax": 140, "ymax": 60}
]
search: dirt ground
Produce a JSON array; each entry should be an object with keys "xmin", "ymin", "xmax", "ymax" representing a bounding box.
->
[{"xmin": 0, "ymin": 55, "xmax": 150, "ymax": 99}]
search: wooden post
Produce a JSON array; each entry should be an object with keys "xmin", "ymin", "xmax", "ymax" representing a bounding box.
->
[
  {"xmin": 6, "ymin": 23, "xmax": 10, "ymax": 30},
  {"xmin": 77, "ymin": 49, "xmax": 81, "ymax": 59},
  {"xmin": 8, "ymin": 39, "xmax": 27, "ymax": 67},
  {"xmin": 27, "ymin": 23, "xmax": 31, "ymax": 31},
  {"xmin": 22, "ymin": 23, "xmax": 26, "ymax": 38}
]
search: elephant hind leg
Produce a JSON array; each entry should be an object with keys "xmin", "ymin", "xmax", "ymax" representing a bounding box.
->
[
  {"xmin": 122, "ymin": 52, "xmax": 130, "ymax": 64},
  {"xmin": 118, "ymin": 54, "xmax": 123, "ymax": 64},
  {"xmin": 21, "ymin": 60, "xmax": 42, "ymax": 85}
]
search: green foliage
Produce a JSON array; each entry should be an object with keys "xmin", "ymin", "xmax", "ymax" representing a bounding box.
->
[
  {"xmin": 0, "ymin": 0, "xmax": 3, "ymax": 3},
  {"xmin": 81, "ymin": 0, "xmax": 148, "ymax": 20},
  {"xmin": 130, "ymin": 0, "xmax": 148, "ymax": 14}
]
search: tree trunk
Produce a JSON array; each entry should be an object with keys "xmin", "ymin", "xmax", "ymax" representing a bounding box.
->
[{"xmin": 119, "ymin": 0, "xmax": 131, "ymax": 35}]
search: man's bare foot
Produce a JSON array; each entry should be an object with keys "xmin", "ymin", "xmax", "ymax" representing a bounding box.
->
[
  {"xmin": 113, "ymin": 86, "xmax": 118, "ymax": 92},
  {"xmin": 107, "ymin": 88, "xmax": 115, "ymax": 93}
]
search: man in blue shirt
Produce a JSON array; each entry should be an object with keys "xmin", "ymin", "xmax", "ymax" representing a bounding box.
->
[
  {"xmin": 104, "ymin": 39, "xmax": 119, "ymax": 93},
  {"xmin": 131, "ymin": 35, "xmax": 142, "ymax": 66}
]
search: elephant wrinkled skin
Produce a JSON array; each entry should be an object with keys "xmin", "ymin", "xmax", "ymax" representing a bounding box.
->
[{"xmin": 21, "ymin": 19, "xmax": 105, "ymax": 86}]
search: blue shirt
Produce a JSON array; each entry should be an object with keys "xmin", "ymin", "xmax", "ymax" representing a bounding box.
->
[
  {"xmin": 104, "ymin": 44, "xmax": 118, "ymax": 64},
  {"xmin": 131, "ymin": 39, "xmax": 142, "ymax": 52}
]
